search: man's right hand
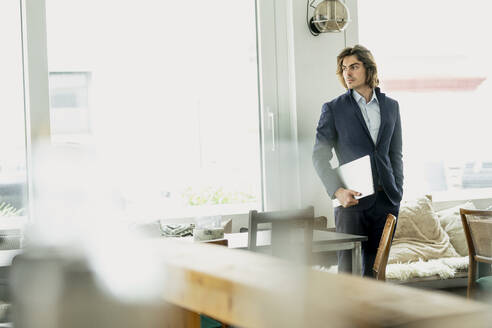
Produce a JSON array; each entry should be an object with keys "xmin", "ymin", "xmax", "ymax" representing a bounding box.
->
[{"xmin": 334, "ymin": 188, "xmax": 361, "ymax": 208}]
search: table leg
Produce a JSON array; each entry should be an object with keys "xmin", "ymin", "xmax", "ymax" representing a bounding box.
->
[{"xmin": 352, "ymin": 241, "xmax": 362, "ymax": 275}]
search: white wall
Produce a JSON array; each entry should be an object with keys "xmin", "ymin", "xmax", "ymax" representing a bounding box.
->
[{"xmin": 289, "ymin": 0, "xmax": 359, "ymax": 225}]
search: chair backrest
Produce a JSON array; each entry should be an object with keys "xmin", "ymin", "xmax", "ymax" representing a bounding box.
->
[
  {"xmin": 248, "ymin": 206, "xmax": 315, "ymax": 264},
  {"xmin": 373, "ymin": 214, "xmax": 397, "ymax": 281},
  {"xmin": 460, "ymin": 209, "xmax": 492, "ymax": 299},
  {"xmin": 460, "ymin": 209, "xmax": 492, "ymax": 262}
]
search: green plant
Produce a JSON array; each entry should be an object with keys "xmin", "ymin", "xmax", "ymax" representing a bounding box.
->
[
  {"xmin": 182, "ymin": 186, "xmax": 256, "ymax": 206},
  {"xmin": 0, "ymin": 202, "xmax": 24, "ymax": 216}
]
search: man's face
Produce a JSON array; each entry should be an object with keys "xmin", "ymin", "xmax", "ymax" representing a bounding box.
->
[{"xmin": 341, "ymin": 55, "xmax": 367, "ymax": 90}]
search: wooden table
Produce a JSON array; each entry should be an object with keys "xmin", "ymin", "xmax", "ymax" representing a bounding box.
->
[
  {"xmin": 150, "ymin": 238, "xmax": 492, "ymax": 328},
  {"xmin": 205, "ymin": 230, "xmax": 367, "ymax": 275}
]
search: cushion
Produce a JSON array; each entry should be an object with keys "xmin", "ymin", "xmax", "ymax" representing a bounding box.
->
[
  {"xmin": 436, "ymin": 202, "xmax": 475, "ymax": 256},
  {"xmin": 476, "ymin": 276, "xmax": 492, "ymax": 291},
  {"xmin": 389, "ymin": 196, "xmax": 460, "ymax": 264}
]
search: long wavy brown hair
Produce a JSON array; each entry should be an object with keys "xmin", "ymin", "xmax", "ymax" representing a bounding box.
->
[{"xmin": 336, "ymin": 45, "xmax": 379, "ymax": 89}]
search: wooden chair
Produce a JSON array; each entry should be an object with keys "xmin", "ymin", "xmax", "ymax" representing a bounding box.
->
[
  {"xmin": 373, "ymin": 214, "xmax": 397, "ymax": 281},
  {"xmin": 248, "ymin": 206, "xmax": 314, "ymax": 264},
  {"xmin": 460, "ymin": 208, "xmax": 492, "ymax": 299}
]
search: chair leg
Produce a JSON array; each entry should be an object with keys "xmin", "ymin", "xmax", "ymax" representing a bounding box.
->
[{"xmin": 468, "ymin": 259, "xmax": 477, "ymax": 299}]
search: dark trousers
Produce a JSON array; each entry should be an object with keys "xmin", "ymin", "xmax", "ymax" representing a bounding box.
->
[{"xmin": 334, "ymin": 190, "xmax": 399, "ymax": 277}]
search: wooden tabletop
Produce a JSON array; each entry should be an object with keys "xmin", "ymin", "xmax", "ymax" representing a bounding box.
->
[{"xmin": 149, "ymin": 238, "xmax": 492, "ymax": 328}]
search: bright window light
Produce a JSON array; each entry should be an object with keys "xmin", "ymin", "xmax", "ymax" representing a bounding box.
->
[
  {"xmin": 45, "ymin": 0, "xmax": 262, "ymax": 220},
  {"xmin": 359, "ymin": 0, "xmax": 492, "ymax": 200}
]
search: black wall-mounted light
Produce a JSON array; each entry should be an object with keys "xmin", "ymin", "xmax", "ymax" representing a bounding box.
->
[{"xmin": 306, "ymin": 0, "xmax": 351, "ymax": 36}]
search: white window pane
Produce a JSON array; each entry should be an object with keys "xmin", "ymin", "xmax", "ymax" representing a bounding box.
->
[
  {"xmin": 359, "ymin": 0, "xmax": 492, "ymax": 199},
  {"xmin": 0, "ymin": 0, "xmax": 28, "ymax": 217},
  {"xmin": 46, "ymin": 0, "xmax": 261, "ymax": 219}
]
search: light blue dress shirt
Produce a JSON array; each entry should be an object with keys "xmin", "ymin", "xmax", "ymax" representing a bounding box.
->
[{"xmin": 352, "ymin": 89, "xmax": 380, "ymax": 144}]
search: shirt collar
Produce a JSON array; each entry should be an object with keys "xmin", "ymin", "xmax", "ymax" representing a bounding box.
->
[{"xmin": 352, "ymin": 89, "xmax": 378, "ymax": 104}]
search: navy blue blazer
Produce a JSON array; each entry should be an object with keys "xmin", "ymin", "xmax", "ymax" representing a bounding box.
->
[{"xmin": 312, "ymin": 87, "xmax": 403, "ymax": 209}]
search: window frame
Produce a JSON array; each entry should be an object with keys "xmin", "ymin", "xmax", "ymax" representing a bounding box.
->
[
  {"xmin": 256, "ymin": 0, "xmax": 301, "ymax": 211},
  {"xmin": 19, "ymin": 0, "xmax": 51, "ymax": 221}
]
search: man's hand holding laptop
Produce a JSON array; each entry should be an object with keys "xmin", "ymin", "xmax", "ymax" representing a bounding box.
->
[
  {"xmin": 334, "ymin": 187, "xmax": 362, "ymax": 208},
  {"xmin": 331, "ymin": 155, "xmax": 372, "ymax": 208}
]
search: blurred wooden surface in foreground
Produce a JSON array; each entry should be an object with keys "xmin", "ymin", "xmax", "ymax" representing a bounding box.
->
[{"xmin": 152, "ymin": 239, "xmax": 491, "ymax": 328}]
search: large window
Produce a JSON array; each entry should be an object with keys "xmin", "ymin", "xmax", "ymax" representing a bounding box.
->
[
  {"xmin": 0, "ymin": 0, "xmax": 28, "ymax": 218},
  {"xmin": 45, "ymin": 0, "xmax": 262, "ymax": 219},
  {"xmin": 359, "ymin": 0, "xmax": 492, "ymax": 200}
]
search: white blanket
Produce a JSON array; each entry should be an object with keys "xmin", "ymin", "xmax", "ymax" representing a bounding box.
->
[
  {"xmin": 386, "ymin": 256, "xmax": 468, "ymax": 280},
  {"xmin": 313, "ymin": 257, "xmax": 469, "ymax": 280}
]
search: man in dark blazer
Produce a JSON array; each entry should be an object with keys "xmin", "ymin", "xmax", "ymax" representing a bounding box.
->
[{"xmin": 312, "ymin": 45, "xmax": 403, "ymax": 276}]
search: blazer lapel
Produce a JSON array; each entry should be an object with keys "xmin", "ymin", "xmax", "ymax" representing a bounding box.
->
[
  {"xmin": 375, "ymin": 88, "xmax": 387, "ymax": 146},
  {"xmin": 346, "ymin": 90, "xmax": 373, "ymax": 143}
]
